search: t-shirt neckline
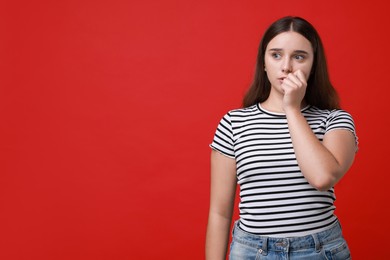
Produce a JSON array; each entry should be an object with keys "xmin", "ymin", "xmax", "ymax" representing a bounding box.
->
[{"xmin": 256, "ymin": 103, "xmax": 311, "ymax": 117}]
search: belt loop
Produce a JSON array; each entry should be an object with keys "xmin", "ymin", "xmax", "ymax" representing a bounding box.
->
[
  {"xmin": 260, "ymin": 237, "xmax": 268, "ymax": 256},
  {"xmin": 312, "ymin": 233, "xmax": 321, "ymax": 253}
]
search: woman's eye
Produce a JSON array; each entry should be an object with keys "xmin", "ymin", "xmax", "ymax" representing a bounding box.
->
[
  {"xmin": 294, "ymin": 55, "xmax": 305, "ymax": 60},
  {"xmin": 272, "ymin": 53, "xmax": 281, "ymax": 59}
]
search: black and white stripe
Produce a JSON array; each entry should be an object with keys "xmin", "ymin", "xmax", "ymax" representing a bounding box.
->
[{"xmin": 210, "ymin": 104, "xmax": 357, "ymax": 237}]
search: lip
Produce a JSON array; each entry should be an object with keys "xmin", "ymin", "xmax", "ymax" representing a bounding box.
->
[{"xmin": 278, "ymin": 77, "xmax": 286, "ymax": 84}]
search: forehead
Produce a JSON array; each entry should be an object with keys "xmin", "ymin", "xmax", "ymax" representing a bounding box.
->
[{"xmin": 266, "ymin": 31, "xmax": 313, "ymax": 53}]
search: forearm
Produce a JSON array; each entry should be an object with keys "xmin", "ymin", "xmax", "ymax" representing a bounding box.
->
[
  {"xmin": 205, "ymin": 212, "xmax": 232, "ymax": 260},
  {"xmin": 206, "ymin": 150, "xmax": 237, "ymax": 259},
  {"xmin": 285, "ymin": 108, "xmax": 340, "ymax": 190}
]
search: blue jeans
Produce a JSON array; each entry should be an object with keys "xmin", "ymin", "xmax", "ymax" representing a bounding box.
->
[{"xmin": 229, "ymin": 220, "xmax": 351, "ymax": 259}]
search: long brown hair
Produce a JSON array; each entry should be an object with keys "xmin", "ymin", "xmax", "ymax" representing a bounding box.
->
[{"xmin": 242, "ymin": 16, "xmax": 340, "ymax": 109}]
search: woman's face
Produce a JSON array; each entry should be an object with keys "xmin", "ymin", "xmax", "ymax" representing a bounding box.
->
[{"xmin": 264, "ymin": 31, "xmax": 314, "ymax": 93}]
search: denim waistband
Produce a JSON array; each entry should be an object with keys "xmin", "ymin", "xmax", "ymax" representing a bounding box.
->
[{"xmin": 232, "ymin": 220, "xmax": 342, "ymax": 253}]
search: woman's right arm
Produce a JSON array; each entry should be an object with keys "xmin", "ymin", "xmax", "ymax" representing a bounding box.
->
[{"xmin": 205, "ymin": 150, "xmax": 237, "ymax": 260}]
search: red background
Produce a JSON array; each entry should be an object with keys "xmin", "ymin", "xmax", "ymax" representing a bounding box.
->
[{"xmin": 1, "ymin": 0, "xmax": 388, "ymax": 259}]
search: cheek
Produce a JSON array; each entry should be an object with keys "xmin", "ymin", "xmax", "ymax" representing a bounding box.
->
[
  {"xmin": 265, "ymin": 60, "xmax": 278, "ymax": 74},
  {"xmin": 264, "ymin": 56, "xmax": 277, "ymax": 68}
]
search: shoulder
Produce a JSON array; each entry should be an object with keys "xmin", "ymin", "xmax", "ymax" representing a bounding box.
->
[
  {"xmin": 305, "ymin": 106, "xmax": 354, "ymax": 120},
  {"xmin": 224, "ymin": 104, "xmax": 259, "ymax": 119},
  {"xmin": 307, "ymin": 106, "xmax": 356, "ymax": 134}
]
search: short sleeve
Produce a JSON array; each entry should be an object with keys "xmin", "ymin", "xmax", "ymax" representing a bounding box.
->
[
  {"xmin": 209, "ymin": 113, "xmax": 235, "ymax": 158},
  {"xmin": 326, "ymin": 109, "xmax": 359, "ymax": 148}
]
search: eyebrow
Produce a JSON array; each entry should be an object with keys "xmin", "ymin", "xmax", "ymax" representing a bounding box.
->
[{"xmin": 268, "ymin": 48, "xmax": 309, "ymax": 54}]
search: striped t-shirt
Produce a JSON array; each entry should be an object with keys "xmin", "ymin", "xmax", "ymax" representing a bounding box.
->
[{"xmin": 210, "ymin": 103, "xmax": 358, "ymax": 237}]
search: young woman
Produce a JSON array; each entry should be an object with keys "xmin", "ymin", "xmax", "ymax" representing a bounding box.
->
[{"xmin": 206, "ymin": 16, "xmax": 358, "ymax": 260}]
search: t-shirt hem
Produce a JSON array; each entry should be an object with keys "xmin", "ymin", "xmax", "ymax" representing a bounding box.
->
[{"xmin": 209, "ymin": 144, "xmax": 235, "ymax": 159}]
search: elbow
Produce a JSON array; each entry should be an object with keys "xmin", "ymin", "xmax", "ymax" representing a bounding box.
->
[
  {"xmin": 302, "ymin": 159, "xmax": 349, "ymax": 191},
  {"xmin": 312, "ymin": 182, "xmax": 333, "ymax": 192},
  {"xmin": 310, "ymin": 175, "xmax": 337, "ymax": 191}
]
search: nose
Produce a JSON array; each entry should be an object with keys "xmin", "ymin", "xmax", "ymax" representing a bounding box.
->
[{"xmin": 281, "ymin": 57, "xmax": 292, "ymax": 73}]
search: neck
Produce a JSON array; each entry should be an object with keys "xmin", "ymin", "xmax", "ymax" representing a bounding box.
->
[
  {"xmin": 260, "ymin": 92, "xmax": 307, "ymax": 113},
  {"xmin": 260, "ymin": 99, "xmax": 285, "ymax": 113}
]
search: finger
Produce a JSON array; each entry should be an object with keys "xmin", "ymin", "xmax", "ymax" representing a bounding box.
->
[
  {"xmin": 281, "ymin": 78, "xmax": 298, "ymax": 93},
  {"xmin": 282, "ymin": 77, "xmax": 296, "ymax": 88},
  {"xmin": 286, "ymin": 73, "xmax": 302, "ymax": 87},
  {"xmin": 293, "ymin": 70, "xmax": 307, "ymax": 84}
]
